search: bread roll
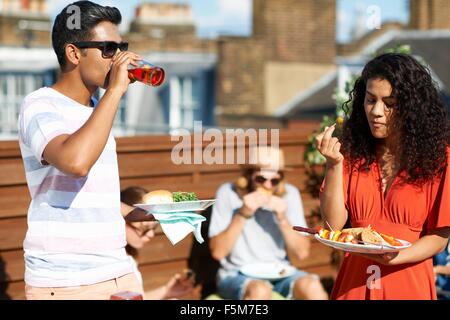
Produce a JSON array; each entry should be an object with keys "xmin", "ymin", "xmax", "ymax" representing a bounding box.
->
[
  {"xmin": 361, "ymin": 228, "xmax": 383, "ymax": 245},
  {"xmin": 256, "ymin": 187, "xmax": 273, "ymax": 196},
  {"xmin": 342, "ymin": 227, "xmax": 365, "ymax": 238},
  {"xmin": 142, "ymin": 190, "xmax": 173, "ymax": 204}
]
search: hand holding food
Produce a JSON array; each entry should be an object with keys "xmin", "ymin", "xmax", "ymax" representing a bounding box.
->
[
  {"xmin": 240, "ymin": 190, "xmax": 271, "ymax": 218},
  {"xmin": 266, "ymin": 195, "xmax": 288, "ymax": 220},
  {"xmin": 135, "ymin": 220, "xmax": 159, "ymax": 236},
  {"xmin": 315, "ymin": 124, "xmax": 344, "ymax": 166},
  {"xmin": 256, "ymin": 187, "xmax": 273, "ymax": 197},
  {"xmin": 181, "ymin": 268, "xmax": 196, "ymax": 282},
  {"xmin": 163, "ymin": 268, "xmax": 195, "ymax": 299}
]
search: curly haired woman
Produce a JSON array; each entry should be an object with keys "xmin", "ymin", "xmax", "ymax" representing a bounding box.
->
[{"xmin": 316, "ymin": 53, "xmax": 450, "ymax": 299}]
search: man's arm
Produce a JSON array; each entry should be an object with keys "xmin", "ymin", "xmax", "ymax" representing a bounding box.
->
[
  {"xmin": 209, "ymin": 190, "xmax": 270, "ymax": 261},
  {"xmin": 42, "ymin": 52, "xmax": 140, "ymax": 176},
  {"xmin": 279, "ymin": 219, "xmax": 311, "ymax": 261},
  {"xmin": 268, "ymin": 195, "xmax": 311, "ymax": 261},
  {"xmin": 209, "ymin": 213, "xmax": 248, "ymax": 261}
]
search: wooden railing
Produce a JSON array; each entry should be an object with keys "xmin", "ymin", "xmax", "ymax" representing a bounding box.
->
[{"xmin": 0, "ymin": 129, "xmax": 336, "ymax": 300}]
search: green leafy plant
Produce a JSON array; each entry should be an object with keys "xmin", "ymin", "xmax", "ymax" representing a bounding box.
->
[{"xmin": 375, "ymin": 43, "xmax": 411, "ymax": 56}]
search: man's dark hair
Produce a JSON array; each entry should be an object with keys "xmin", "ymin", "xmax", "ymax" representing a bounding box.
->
[{"xmin": 52, "ymin": 1, "xmax": 122, "ymax": 69}]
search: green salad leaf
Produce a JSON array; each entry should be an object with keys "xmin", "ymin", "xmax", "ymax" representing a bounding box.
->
[{"xmin": 172, "ymin": 192, "xmax": 198, "ymax": 202}]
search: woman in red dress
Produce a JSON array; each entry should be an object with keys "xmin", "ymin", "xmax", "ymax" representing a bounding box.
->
[{"xmin": 316, "ymin": 53, "xmax": 450, "ymax": 300}]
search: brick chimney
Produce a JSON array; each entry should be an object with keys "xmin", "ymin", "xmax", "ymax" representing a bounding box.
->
[
  {"xmin": 253, "ymin": 0, "xmax": 336, "ymax": 64},
  {"xmin": 21, "ymin": 0, "xmax": 30, "ymax": 10},
  {"xmin": 216, "ymin": 0, "xmax": 337, "ymax": 122},
  {"xmin": 410, "ymin": 0, "xmax": 450, "ymax": 30}
]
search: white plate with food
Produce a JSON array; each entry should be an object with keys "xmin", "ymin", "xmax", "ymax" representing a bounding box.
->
[
  {"xmin": 240, "ymin": 263, "xmax": 297, "ymax": 281},
  {"xmin": 133, "ymin": 189, "xmax": 215, "ymax": 214},
  {"xmin": 294, "ymin": 225, "xmax": 411, "ymax": 254},
  {"xmin": 314, "ymin": 234, "xmax": 411, "ymax": 254},
  {"xmin": 135, "ymin": 200, "xmax": 216, "ymax": 214}
]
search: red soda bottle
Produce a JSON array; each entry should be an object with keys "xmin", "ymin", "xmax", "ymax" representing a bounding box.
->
[{"xmin": 128, "ymin": 60, "xmax": 165, "ymax": 87}]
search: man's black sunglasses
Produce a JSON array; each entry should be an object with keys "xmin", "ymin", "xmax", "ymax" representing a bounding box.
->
[
  {"xmin": 253, "ymin": 175, "xmax": 282, "ymax": 186},
  {"xmin": 72, "ymin": 41, "xmax": 129, "ymax": 58}
]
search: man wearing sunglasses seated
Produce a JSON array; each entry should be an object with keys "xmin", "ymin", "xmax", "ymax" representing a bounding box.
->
[
  {"xmin": 208, "ymin": 146, "xmax": 329, "ymax": 300},
  {"xmin": 18, "ymin": 1, "xmax": 152, "ymax": 299}
]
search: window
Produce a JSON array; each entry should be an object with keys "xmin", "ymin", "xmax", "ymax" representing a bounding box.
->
[
  {"xmin": 0, "ymin": 73, "xmax": 44, "ymax": 138},
  {"xmin": 169, "ymin": 75, "xmax": 201, "ymax": 131},
  {"xmin": 0, "ymin": 73, "xmax": 127, "ymax": 139}
]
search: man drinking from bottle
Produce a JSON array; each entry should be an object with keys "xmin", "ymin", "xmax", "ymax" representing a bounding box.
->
[{"xmin": 18, "ymin": 1, "xmax": 153, "ymax": 299}]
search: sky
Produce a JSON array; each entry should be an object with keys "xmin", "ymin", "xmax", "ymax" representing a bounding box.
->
[
  {"xmin": 337, "ymin": 0, "xmax": 409, "ymax": 43},
  {"xmin": 47, "ymin": 0, "xmax": 410, "ymax": 43}
]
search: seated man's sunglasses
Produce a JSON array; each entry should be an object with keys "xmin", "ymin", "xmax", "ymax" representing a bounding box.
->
[
  {"xmin": 72, "ymin": 41, "xmax": 129, "ymax": 58},
  {"xmin": 253, "ymin": 175, "xmax": 282, "ymax": 186}
]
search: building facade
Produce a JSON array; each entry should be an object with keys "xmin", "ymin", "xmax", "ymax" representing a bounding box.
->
[
  {"xmin": 0, "ymin": 0, "xmax": 449, "ymax": 138},
  {"xmin": 0, "ymin": 0, "xmax": 51, "ymax": 47},
  {"xmin": 0, "ymin": 1, "xmax": 217, "ymax": 138},
  {"xmin": 216, "ymin": 0, "xmax": 337, "ymax": 128}
]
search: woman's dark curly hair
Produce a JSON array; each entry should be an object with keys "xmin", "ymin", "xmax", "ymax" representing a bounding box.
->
[{"xmin": 341, "ymin": 53, "xmax": 450, "ymax": 185}]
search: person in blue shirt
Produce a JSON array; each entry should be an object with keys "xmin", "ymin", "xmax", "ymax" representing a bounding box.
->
[{"xmin": 433, "ymin": 239, "xmax": 450, "ymax": 300}]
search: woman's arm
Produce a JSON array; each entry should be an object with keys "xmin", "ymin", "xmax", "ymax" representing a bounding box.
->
[
  {"xmin": 358, "ymin": 227, "xmax": 450, "ymax": 266},
  {"xmin": 316, "ymin": 124, "xmax": 348, "ymax": 230},
  {"xmin": 121, "ymin": 202, "xmax": 155, "ymax": 222},
  {"xmin": 320, "ymin": 162, "xmax": 348, "ymax": 230}
]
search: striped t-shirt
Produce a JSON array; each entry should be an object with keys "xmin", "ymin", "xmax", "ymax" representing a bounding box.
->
[{"xmin": 18, "ymin": 87, "xmax": 132, "ymax": 287}]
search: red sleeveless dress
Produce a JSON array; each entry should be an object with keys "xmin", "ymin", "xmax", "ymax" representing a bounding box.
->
[{"xmin": 322, "ymin": 149, "xmax": 450, "ymax": 300}]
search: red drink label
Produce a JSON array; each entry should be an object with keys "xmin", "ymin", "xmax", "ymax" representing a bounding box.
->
[{"xmin": 128, "ymin": 67, "xmax": 165, "ymax": 87}]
